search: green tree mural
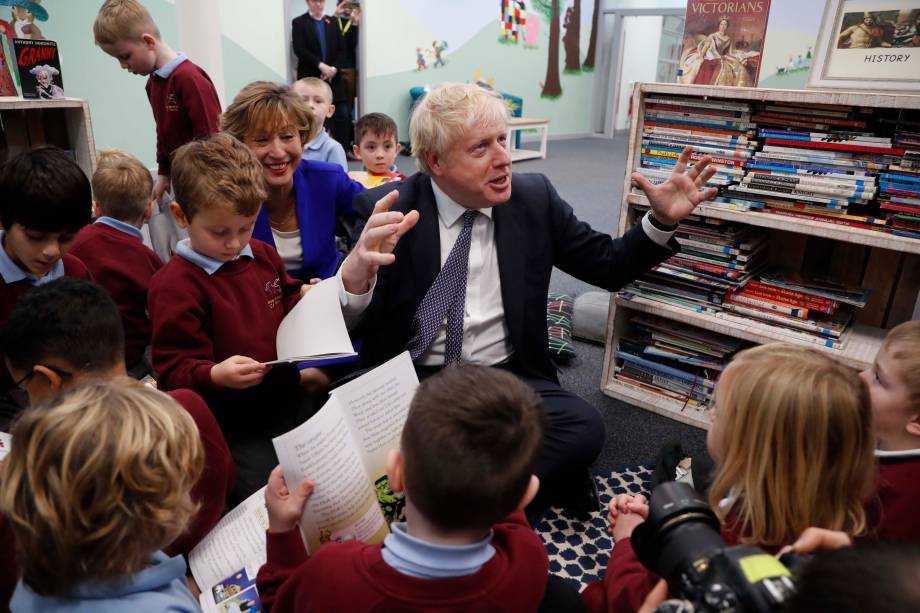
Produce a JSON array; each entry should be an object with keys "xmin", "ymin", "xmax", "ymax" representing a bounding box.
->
[
  {"xmin": 563, "ymin": 0, "xmax": 581, "ymax": 72},
  {"xmin": 533, "ymin": 0, "xmax": 562, "ymax": 97}
]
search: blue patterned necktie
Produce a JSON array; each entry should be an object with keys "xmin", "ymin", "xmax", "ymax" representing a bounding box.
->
[{"xmin": 406, "ymin": 210, "xmax": 478, "ymax": 365}]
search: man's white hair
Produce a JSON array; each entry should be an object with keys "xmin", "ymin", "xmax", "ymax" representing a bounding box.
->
[{"xmin": 410, "ymin": 83, "xmax": 509, "ymax": 174}]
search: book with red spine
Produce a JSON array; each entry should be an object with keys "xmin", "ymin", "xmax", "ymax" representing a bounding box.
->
[
  {"xmin": 745, "ymin": 280, "xmax": 838, "ymax": 310},
  {"xmin": 763, "ymin": 138, "xmax": 904, "ymax": 156},
  {"xmin": 727, "ymin": 292, "xmax": 810, "ymax": 318}
]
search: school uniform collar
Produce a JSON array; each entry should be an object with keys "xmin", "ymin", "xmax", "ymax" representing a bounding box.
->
[
  {"xmin": 154, "ymin": 52, "xmax": 188, "ymax": 79},
  {"xmin": 176, "ymin": 239, "xmax": 253, "ymax": 275},
  {"xmin": 96, "ymin": 216, "xmax": 144, "ymax": 241},
  {"xmin": 306, "ymin": 129, "xmax": 332, "ymax": 151},
  {"xmin": 0, "ymin": 230, "xmax": 65, "ymax": 285},
  {"xmin": 876, "ymin": 448, "xmax": 920, "ymax": 458},
  {"xmin": 430, "ymin": 178, "xmax": 493, "ymax": 228},
  {"xmin": 381, "ymin": 521, "xmax": 495, "ymax": 579}
]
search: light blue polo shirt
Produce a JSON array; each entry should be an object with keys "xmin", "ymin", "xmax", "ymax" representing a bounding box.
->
[
  {"xmin": 0, "ymin": 230, "xmax": 66, "ymax": 286},
  {"xmin": 175, "ymin": 239, "xmax": 253, "ymax": 275}
]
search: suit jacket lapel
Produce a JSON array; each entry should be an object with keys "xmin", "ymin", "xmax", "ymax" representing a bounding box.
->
[
  {"xmin": 494, "ymin": 186, "xmax": 525, "ymax": 351},
  {"xmin": 407, "ymin": 174, "xmax": 440, "ymax": 302}
]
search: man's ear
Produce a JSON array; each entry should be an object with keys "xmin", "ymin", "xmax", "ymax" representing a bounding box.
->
[
  {"xmin": 906, "ymin": 414, "xmax": 920, "ymax": 438},
  {"xmin": 92, "ymin": 200, "xmax": 102, "ymax": 218},
  {"xmin": 326, "ymin": 103, "xmax": 336, "ymax": 119},
  {"xmin": 143, "ymin": 199, "xmax": 155, "ymax": 222},
  {"xmin": 169, "ymin": 201, "xmax": 189, "ymax": 229},
  {"xmin": 386, "ymin": 448, "xmax": 405, "ymax": 494},
  {"xmin": 515, "ymin": 475, "xmax": 540, "ymax": 511},
  {"xmin": 425, "ymin": 151, "xmax": 443, "ymax": 177}
]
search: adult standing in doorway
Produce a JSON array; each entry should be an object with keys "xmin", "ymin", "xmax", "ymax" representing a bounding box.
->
[
  {"xmin": 333, "ymin": 0, "xmax": 359, "ymax": 153},
  {"xmin": 292, "ymin": 0, "xmax": 350, "ymax": 149},
  {"xmin": 339, "ymin": 83, "xmax": 718, "ymax": 519}
]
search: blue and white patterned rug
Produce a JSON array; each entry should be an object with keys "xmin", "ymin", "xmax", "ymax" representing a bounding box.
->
[{"xmin": 535, "ymin": 464, "xmax": 653, "ymax": 591}]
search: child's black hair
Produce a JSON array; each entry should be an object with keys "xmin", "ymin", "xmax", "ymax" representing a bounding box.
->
[
  {"xmin": 0, "ymin": 147, "xmax": 92, "ymax": 233},
  {"xmin": 0, "ymin": 278, "xmax": 125, "ymax": 374}
]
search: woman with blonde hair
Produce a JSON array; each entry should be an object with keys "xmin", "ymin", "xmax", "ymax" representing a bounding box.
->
[
  {"xmin": 583, "ymin": 343, "xmax": 876, "ymax": 612},
  {"xmin": 221, "ymin": 81, "xmax": 363, "ymax": 282}
]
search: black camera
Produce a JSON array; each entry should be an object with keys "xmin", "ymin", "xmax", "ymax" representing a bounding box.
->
[{"xmin": 632, "ymin": 482, "xmax": 800, "ymax": 613}]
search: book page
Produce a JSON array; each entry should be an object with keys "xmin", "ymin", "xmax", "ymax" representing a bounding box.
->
[
  {"xmin": 273, "ymin": 397, "xmax": 387, "ymax": 555},
  {"xmin": 334, "ymin": 351, "xmax": 419, "ymax": 480},
  {"xmin": 189, "ymin": 487, "xmax": 269, "ymax": 592},
  {"xmin": 0, "ymin": 432, "xmax": 10, "ymax": 462},
  {"xmin": 268, "ymin": 277, "xmax": 356, "ymax": 365}
]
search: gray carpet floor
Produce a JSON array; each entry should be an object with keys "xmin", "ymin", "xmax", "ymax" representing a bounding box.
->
[
  {"xmin": 378, "ymin": 137, "xmax": 708, "ymax": 475},
  {"xmin": 507, "ymin": 136, "xmax": 707, "ymax": 476}
]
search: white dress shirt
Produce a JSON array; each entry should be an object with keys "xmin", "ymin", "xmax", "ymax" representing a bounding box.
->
[{"xmin": 337, "ymin": 179, "xmax": 675, "ymax": 365}]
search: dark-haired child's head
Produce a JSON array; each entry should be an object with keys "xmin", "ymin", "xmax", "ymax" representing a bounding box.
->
[
  {"xmin": 392, "ymin": 365, "xmax": 545, "ymax": 534},
  {"xmin": 0, "ymin": 147, "xmax": 92, "ymax": 278},
  {"xmin": 785, "ymin": 541, "xmax": 920, "ymax": 613},
  {"xmin": 0, "ymin": 380, "xmax": 203, "ymax": 596},
  {"xmin": 0, "ymin": 278, "xmax": 125, "ymax": 405},
  {"xmin": 353, "ymin": 113, "xmax": 401, "ymax": 174},
  {"xmin": 92, "ymin": 148, "xmax": 154, "ymax": 228},
  {"xmin": 169, "ymin": 133, "xmax": 267, "ymax": 262}
]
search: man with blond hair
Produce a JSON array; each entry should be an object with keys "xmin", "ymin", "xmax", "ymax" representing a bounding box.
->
[{"xmin": 339, "ymin": 83, "xmax": 718, "ymax": 519}]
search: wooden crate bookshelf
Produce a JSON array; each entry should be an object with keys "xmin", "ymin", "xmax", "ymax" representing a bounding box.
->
[
  {"xmin": 0, "ymin": 97, "xmax": 96, "ymax": 177},
  {"xmin": 602, "ymin": 83, "xmax": 920, "ymax": 430}
]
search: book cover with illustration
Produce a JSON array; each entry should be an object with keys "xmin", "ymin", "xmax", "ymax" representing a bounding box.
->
[
  {"xmin": 0, "ymin": 35, "xmax": 18, "ymax": 96},
  {"xmin": 678, "ymin": 0, "xmax": 772, "ymax": 87},
  {"xmin": 12, "ymin": 38, "xmax": 63, "ymax": 99}
]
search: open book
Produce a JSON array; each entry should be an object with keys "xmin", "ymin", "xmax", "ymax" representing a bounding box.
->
[
  {"xmin": 188, "ymin": 351, "xmax": 418, "ymax": 591},
  {"xmin": 263, "ymin": 277, "xmax": 357, "ymax": 366}
]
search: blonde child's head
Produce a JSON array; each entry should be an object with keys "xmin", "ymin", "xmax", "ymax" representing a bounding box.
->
[
  {"xmin": 0, "ymin": 380, "xmax": 203, "ymax": 596},
  {"xmin": 292, "ymin": 78, "xmax": 335, "ymax": 139},
  {"xmin": 707, "ymin": 343, "xmax": 875, "ymax": 549},
  {"xmin": 860, "ymin": 320, "xmax": 920, "ymax": 451},
  {"xmin": 169, "ymin": 133, "xmax": 267, "ymax": 261},
  {"xmin": 94, "ymin": 0, "xmax": 162, "ymax": 75},
  {"xmin": 92, "ymin": 148, "xmax": 154, "ymax": 227}
]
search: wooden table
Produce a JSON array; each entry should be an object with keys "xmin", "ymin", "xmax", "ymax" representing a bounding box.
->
[{"xmin": 506, "ymin": 117, "xmax": 549, "ymax": 162}]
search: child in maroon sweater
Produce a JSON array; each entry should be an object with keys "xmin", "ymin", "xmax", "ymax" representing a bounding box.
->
[
  {"xmin": 0, "ymin": 278, "xmax": 237, "ymax": 608},
  {"xmin": 148, "ymin": 134, "xmax": 315, "ymax": 501},
  {"xmin": 859, "ymin": 320, "xmax": 920, "ymax": 544},
  {"xmin": 70, "ymin": 149, "xmax": 162, "ymax": 375},
  {"xmin": 0, "ymin": 147, "xmax": 92, "ymax": 427},
  {"xmin": 257, "ymin": 366, "xmax": 551, "ymax": 612},
  {"xmin": 94, "ymin": 0, "xmax": 221, "ymax": 258}
]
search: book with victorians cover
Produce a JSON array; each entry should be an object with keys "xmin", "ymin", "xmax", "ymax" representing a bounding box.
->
[
  {"xmin": 11, "ymin": 38, "xmax": 63, "ymax": 99},
  {"xmin": 678, "ymin": 0, "xmax": 771, "ymax": 87}
]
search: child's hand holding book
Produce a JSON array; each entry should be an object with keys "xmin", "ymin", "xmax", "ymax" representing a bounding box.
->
[{"xmin": 266, "ymin": 465, "xmax": 315, "ymax": 534}]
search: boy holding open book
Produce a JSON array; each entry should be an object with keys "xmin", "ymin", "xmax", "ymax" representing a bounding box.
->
[
  {"xmin": 148, "ymin": 133, "xmax": 320, "ymax": 501},
  {"xmin": 256, "ymin": 365, "xmax": 552, "ymax": 611}
]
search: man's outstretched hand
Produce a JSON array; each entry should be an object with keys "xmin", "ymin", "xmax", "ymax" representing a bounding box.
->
[
  {"xmin": 341, "ymin": 190, "xmax": 419, "ymax": 294},
  {"xmin": 631, "ymin": 145, "xmax": 718, "ymax": 226}
]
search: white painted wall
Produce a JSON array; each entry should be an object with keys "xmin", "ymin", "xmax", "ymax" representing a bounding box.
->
[{"xmin": 614, "ymin": 14, "xmax": 662, "ymax": 131}]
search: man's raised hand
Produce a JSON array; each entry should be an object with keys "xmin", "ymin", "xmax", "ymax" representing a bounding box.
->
[
  {"xmin": 631, "ymin": 145, "xmax": 718, "ymax": 226},
  {"xmin": 341, "ymin": 190, "xmax": 419, "ymax": 294}
]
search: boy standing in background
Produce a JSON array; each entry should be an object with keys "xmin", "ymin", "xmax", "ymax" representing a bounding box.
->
[
  {"xmin": 348, "ymin": 112, "xmax": 406, "ymax": 188},
  {"xmin": 292, "ymin": 77, "xmax": 348, "ymax": 172},
  {"xmin": 94, "ymin": 0, "xmax": 221, "ymax": 260}
]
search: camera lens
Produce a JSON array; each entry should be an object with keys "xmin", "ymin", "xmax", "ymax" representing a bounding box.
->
[{"xmin": 632, "ymin": 482, "xmax": 726, "ymax": 585}]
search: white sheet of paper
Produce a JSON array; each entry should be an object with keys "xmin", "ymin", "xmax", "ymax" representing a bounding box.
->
[
  {"xmin": 188, "ymin": 487, "xmax": 269, "ymax": 592},
  {"xmin": 267, "ymin": 278, "xmax": 356, "ymax": 365}
]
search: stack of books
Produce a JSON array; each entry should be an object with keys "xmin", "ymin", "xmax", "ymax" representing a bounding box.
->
[
  {"xmin": 637, "ymin": 95, "xmax": 757, "ymax": 190},
  {"xmin": 614, "ymin": 314, "xmax": 745, "ymax": 409},
  {"xmin": 881, "ymin": 131, "xmax": 920, "ymax": 239},
  {"xmin": 723, "ymin": 271, "xmax": 869, "ymax": 349},
  {"xmin": 622, "ymin": 208, "xmax": 769, "ymax": 312}
]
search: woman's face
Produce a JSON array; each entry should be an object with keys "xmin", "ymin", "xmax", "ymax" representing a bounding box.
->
[
  {"xmin": 718, "ymin": 19, "xmax": 729, "ymax": 33},
  {"xmin": 35, "ymin": 70, "xmax": 51, "ymax": 87},
  {"xmin": 244, "ymin": 118, "xmax": 303, "ymax": 191}
]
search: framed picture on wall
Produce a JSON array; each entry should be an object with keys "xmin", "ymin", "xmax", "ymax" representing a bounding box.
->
[{"xmin": 808, "ymin": 0, "xmax": 920, "ymax": 92}]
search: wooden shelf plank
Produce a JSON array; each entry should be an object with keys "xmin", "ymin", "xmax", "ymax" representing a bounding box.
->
[
  {"xmin": 0, "ymin": 97, "xmax": 87, "ymax": 110},
  {"xmin": 627, "ymin": 194, "xmax": 920, "ymax": 255},
  {"xmin": 602, "ymin": 379, "xmax": 711, "ymax": 429},
  {"xmin": 613, "ymin": 295, "xmax": 885, "ymax": 371}
]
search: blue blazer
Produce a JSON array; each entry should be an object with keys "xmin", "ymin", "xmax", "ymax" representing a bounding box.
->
[{"xmin": 253, "ymin": 160, "xmax": 364, "ymax": 281}]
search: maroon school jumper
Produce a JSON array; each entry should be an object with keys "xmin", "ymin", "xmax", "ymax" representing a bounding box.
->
[
  {"xmin": 871, "ymin": 451, "xmax": 920, "ymax": 544},
  {"xmin": 0, "ymin": 254, "xmax": 91, "ymax": 394},
  {"xmin": 148, "ymin": 240, "xmax": 304, "ymax": 436},
  {"xmin": 70, "ymin": 222, "xmax": 163, "ymax": 368},
  {"xmin": 146, "ymin": 58, "xmax": 221, "ymax": 177},
  {"xmin": 256, "ymin": 512, "xmax": 548, "ymax": 612}
]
